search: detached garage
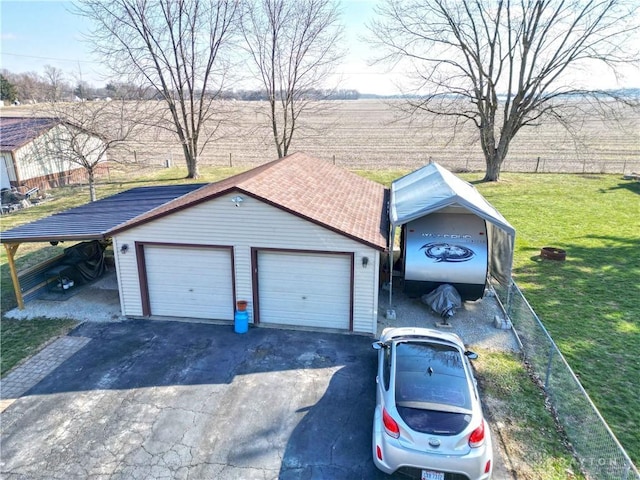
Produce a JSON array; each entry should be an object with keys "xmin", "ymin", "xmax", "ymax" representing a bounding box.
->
[{"xmin": 109, "ymin": 152, "xmax": 388, "ymax": 334}]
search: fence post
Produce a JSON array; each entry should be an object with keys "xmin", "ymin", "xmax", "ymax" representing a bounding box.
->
[
  {"xmin": 544, "ymin": 345, "xmax": 555, "ymax": 390},
  {"xmin": 506, "ymin": 280, "xmax": 513, "ymax": 317}
]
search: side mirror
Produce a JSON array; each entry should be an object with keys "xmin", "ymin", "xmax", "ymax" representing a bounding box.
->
[
  {"xmin": 464, "ymin": 351, "xmax": 479, "ymax": 360},
  {"xmin": 372, "ymin": 341, "xmax": 385, "ymax": 350}
]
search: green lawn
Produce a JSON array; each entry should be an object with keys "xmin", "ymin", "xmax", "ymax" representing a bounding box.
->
[
  {"xmin": 471, "ymin": 174, "xmax": 639, "ymax": 465},
  {"xmin": 1, "ymin": 167, "xmax": 637, "ymax": 474}
]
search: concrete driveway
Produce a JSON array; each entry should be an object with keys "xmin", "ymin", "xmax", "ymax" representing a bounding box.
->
[{"xmin": 1, "ymin": 320, "xmax": 400, "ymax": 479}]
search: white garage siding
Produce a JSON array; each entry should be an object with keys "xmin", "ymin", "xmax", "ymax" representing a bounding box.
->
[
  {"xmin": 256, "ymin": 250, "xmax": 352, "ymax": 330},
  {"xmin": 141, "ymin": 244, "xmax": 234, "ymax": 320},
  {"xmin": 113, "ymin": 193, "xmax": 381, "ymax": 334}
]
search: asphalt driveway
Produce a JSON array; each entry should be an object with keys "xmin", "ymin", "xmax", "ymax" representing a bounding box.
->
[{"xmin": 0, "ymin": 320, "xmax": 401, "ymax": 479}]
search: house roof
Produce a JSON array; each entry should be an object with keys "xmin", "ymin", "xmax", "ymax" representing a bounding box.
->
[
  {"xmin": 0, "ymin": 117, "xmax": 59, "ymax": 152},
  {"xmin": 110, "ymin": 152, "xmax": 389, "ymax": 250},
  {"xmin": 1, "ymin": 152, "xmax": 389, "ymax": 250},
  {"xmin": 0, "ymin": 184, "xmax": 207, "ymax": 243}
]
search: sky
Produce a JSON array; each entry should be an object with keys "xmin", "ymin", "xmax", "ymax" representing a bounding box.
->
[
  {"xmin": 0, "ymin": 0, "xmax": 407, "ymax": 95},
  {"xmin": 0, "ymin": 0, "xmax": 637, "ymax": 96}
]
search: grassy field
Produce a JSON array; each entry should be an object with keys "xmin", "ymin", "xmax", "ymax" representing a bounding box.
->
[
  {"xmin": 475, "ymin": 350, "xmax": 584, "ymax": 479},
  {"xmin": 3, "ymin": 100, "xmax": 639, "ymax": 174},
  {"xmin": 1, "ymin": 167, "xmax": 637, "ymax": 476}
]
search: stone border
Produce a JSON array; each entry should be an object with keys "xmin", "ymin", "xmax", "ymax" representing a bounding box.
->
[{"xmin": 0, "ymin": 336, "xmax": 91, "ymax": 412}]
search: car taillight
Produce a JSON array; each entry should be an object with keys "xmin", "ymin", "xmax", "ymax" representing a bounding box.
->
[
  {"xmin": 382, "ymin": 408, "xmax": 400, "ymax": 438},
  {"xmin": 484, "ymin": 459, "xmax": 492, "ymax": 473},
  {"xmin": 376, "ymin": 445, "xmax": 383, "ymax": 460},
  {"xmin": 469, "ymin": 420, "xmax": 485, "ymax": 447}
]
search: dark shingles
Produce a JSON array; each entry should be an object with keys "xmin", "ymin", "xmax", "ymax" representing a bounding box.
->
[{"xmin": 0, "ymin": 117, "xmax": 58, "ymax": 151}]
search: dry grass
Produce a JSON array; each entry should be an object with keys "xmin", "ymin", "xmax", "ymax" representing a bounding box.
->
[{"xmin": 3, "ymin": 99, "xmax": 639, "ymax": 174}]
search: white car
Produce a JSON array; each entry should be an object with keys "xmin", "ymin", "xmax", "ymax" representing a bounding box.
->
[{"xmin": 372, "ymin": 327, "xmax": 493, "ymax": 479}]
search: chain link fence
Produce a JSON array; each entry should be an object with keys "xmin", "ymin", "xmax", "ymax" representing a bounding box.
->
[{"xmin": 491, "ymin": 278, "xmax": 639, "ymax": 480}]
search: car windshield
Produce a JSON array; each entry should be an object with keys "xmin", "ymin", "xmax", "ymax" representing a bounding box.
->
[{"xmin": 394, "ymin": 341, "xmax": 472, "ymax": 435}]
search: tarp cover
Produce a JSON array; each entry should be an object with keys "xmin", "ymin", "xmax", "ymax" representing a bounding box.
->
[
  {"xmin": 62, "ymin": 240, "xmax": 106, "ymax": 283},
  {"xmin": 390, "ymin": 162, "xmax": 515, "ymax": 286}
]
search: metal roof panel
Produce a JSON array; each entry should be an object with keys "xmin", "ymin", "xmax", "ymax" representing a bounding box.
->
[{"xmin": 0, "ymin": 183, "xmax": 207, "ymax": 243}]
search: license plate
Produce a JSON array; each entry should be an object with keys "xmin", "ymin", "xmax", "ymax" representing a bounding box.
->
[{"xmin": 421, "ymin": 470, "xmax": 445, "ymax": 480}]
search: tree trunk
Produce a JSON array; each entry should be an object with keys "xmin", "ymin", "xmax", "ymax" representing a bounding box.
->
[
  {"xmin": 88, "ymin": 168, "xmax": 97, "ymax": 202},
  {"xmin": 480, "ymin": 123, "xmax": 511, "ymax": 182},
  {"xmin": 184, "ymin": 146, "xmax": 199, "ymax": 179},
  {"xmin": 482, "ymin": 143, "xmax": 510, "ymax": 182},
  {"xmin": 186, "ymin": 157, "xmax": 199, "ymax": 179},
  {"xmin": 482, "ymin": 156, "xmax": 502, "ymax": 182}
]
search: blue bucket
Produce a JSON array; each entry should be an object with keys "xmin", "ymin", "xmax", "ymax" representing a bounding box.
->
[{"xmin": 234, "ymin": 310, "xmax": 249, "ymax": 334}]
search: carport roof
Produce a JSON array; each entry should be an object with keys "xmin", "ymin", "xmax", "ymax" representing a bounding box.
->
[
  {"xmin": 109, "ymin": 152, "xmax": 390, "ymax": 250},
  {"xmin": 0, "ymin": 184, "xmax": 207, "ymax": 243}
]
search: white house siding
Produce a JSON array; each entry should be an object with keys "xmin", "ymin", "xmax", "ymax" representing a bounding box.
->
[
  {"xmin": 0, "ymin": 152, "xmax": 13, "ymax": 189},
  {"xmin": 13, "ymin": 125, "xmax": 104, "ymax": 182},
  {"xmin": 113, "ymin": 192, "xmax": 381, "ymax": 334}
]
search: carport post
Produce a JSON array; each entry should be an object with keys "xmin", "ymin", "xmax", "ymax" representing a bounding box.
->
[
  {"xmin": 388, "ymin": 225, "xmax": 396, "ymax": 306},
  {"xmin": 4, "ymin": 243, "xmax": 24, "ymax": 310}
]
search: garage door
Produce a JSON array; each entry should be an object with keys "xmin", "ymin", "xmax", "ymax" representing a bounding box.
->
[
  {"xmin": 144, "ymin": 245, "xmax": 234, "ymax": 320},
  {"xmin": 257, "ymin": 251, "xmax": 352, "ymax": 330}
]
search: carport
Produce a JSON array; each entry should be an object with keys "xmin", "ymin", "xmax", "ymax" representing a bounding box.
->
[
  {"xmin": 387, "ymin": 162, "xmax": 515, "ymax": 305},
  {"xmin": 1, "ymin": 184, "xmax": 206, "ymax": 309}
]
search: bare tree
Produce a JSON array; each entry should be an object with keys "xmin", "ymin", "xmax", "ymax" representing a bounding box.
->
[
  {"xmin": 34, "ymin": 100, "xmax": 146, "ymax": 201},
  {"xmin": 43, "ymin": 65, "xmax": 68, "ymax": 102},
  {"xmin": 241, "ymin": 0, "xmax": 344, "ymax": 158},
  {"xmin": 75, "ymin": 0, "xmax": 240, "ymax": 179},
  {"xmin": 7, "ymin": 71, "xmax": 46, "ymax": 104},
  {"xmin": 370, "ymin": 0, "xmax": 640, "ymax": 181}
]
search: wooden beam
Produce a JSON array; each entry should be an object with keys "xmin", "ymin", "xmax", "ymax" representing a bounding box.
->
[{"xmin": 4, "ymin": 243, "xmax": 24, "ymax": 310}]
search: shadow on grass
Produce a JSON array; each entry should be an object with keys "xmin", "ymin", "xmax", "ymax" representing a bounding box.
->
[{"xmin": 605, "ymin": 180, "xmax": 640, "ymax": 196}]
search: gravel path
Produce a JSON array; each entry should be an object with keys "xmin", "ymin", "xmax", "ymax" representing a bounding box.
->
[
  {"xmin": 4, "ymin": 273, "xmax": 123, "ymax": 323},
  {"xmin": 378, "ymin": 284, "xmax": 521, "ymax": 353}
]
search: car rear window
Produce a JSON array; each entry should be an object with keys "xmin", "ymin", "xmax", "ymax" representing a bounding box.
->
[
  {"xmin": 394, "ymin": 342, "xmax": 472, "ymax": 435},
  {"xmin": 396, "ymin": 406, "xmax": 471, "ymax": 435}
]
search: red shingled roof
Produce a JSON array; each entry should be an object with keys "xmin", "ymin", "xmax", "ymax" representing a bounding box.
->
[
  {"xmin": 110, "ymin": 152, "xmax": 389, "ymax": 250},
  {"xmin": 0, "ymin": 117, "xmax": 59, "ymax": 151}
]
